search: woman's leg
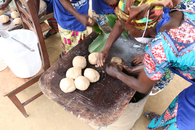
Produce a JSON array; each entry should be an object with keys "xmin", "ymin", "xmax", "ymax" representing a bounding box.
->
[
  {"xmin": 147, "ymin": 96, "xmax": 179, "ymax": 130},
  {"xmin": 58, "ymin": 25, "xmax": 88, "ymax": 55},
  {"xmin": 44, "ymin": 12, "xmax": 59, "ymax": 38}
]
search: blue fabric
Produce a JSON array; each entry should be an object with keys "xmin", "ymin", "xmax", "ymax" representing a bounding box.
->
[
  {"xmin": 147, "ymin": 96, "xmax": 178, "ymax": 130},
  {"xmin": 156, "ymin": 7, "xmax": 171, "ymax": 34},
  {"xmin": 43, "ymin": 0, "xmax": 53, "ymax": 13},
  {"xmin": 53, "ymin": 0, "xmax": 89, "ymax": 31},
  {"xmin": 144, "ymin": 10, "xmax": 195, "ymax": 81},
  {"xmin": 169, "ymin": 67, "xmax": 195, "ymax": 130},
  {"xmin": 92, "ymin": 0, "xmax": 115, "ymax": 14}
]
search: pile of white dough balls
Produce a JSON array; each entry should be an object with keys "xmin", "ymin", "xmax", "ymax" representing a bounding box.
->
[
  {"xmin": 0, "ymin": 6, "xmax": 22, "ymax": 24},
  {"xmin": 60, "ymin": 55, "xmax": 100, "ymax": 93},
  {"xmin": 10, "ymin": 9, "xmax": 21, "ymax": 25}
]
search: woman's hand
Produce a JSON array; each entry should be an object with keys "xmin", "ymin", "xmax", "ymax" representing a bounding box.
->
[
  {"xmin": 132, "ymin": 54, "xmax": 144, "ymax": 65},
  {"xmin": 97, "ymin": 50, "xmax": 109, "ymax": 67},
  {"xmin": 150, "ymin": 0, "xmax": 174, "ymax": 8},
  {"xmin": 106, "ymin": 62, "xmax": 122, "ymax": 78},
  {"xmin": 118, "ymin": 60, "xmax": 144, "ymax": 74},
  {"xmin": 78, "ymin": 14, "xmax": 95, "ymax": 27},
  {"xmin": 118, "ymin": 62, "xmax": 133, "ymax": 73}
]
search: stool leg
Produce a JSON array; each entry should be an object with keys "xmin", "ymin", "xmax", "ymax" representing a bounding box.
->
[{"xmin": 8, "ymin": 94, "xmax": 29, "ymax": 118}]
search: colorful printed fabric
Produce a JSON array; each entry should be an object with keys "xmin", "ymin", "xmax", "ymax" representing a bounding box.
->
[
  {"xmin": 174, "ymin": 0, "xmax": 195, "ymax": 11},
  {"xmin": 152, "ymin": 68, "xmax": 175, "ymax": 91},
  {"xmin": 147, "ymin": 96, "xmax": 179, "ymax": 130},
  {"xmin": 144, "ymin": 10, "xmax": 195, "ymax": 81},
  {"xmin": 152, "ymin": 0, "xmax": 195, "ymax": 93},
  {"xmin": 58, "ymin": 25, "xmax": 88, "ymax": 54},
  {"xmin": 92, "ymin": 12, "xmax": 109, "ymax": 26},
  {"xmin": 45, "ymin": 12, "xmax": 59, "ymax": 32},
  {"xmin": 115, "ymin": 0, "xmax": 163, "ymax": 30}
]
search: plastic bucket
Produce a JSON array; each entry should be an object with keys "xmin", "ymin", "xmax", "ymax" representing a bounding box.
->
[{"xmin": 0, "ymin": 29, "xmax": 42, "ymax": 78}]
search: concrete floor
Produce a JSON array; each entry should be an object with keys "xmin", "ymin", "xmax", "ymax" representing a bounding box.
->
[{"xmin": 0, "ymin": 32, "xmax": 192, "ymax": 130}]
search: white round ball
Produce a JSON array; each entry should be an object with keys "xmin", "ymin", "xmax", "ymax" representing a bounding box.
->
[
  {"xmin": 66, "ymin": 67, "xmax": 82, "ymax": 79},
  {"xmin": 72, "ymin": 56, "xmax": 87, "ymax": 69},
  {"xmin": 75, "ymin": 76, "xmax": 90, "ymax": 91},
  {"xmin": 11, "ymin": 11, "xmax": 20, "ymax": 19},
  {"xmin": 84, "ymin": 68, "xmax": 100, "ymax": 83},
  {"xmin": 12, "ymin": 18, "xmax": 22, "ymax": 25},
  {"xmin": 111, "ymin": 57, "xmax": 123, "ymax": 64},
  {"xmin": 0, "ymin": 15, "xmax": 9, "ymax": 23},
  {"xmin": 88, "ymin": 52, "xmax": 99, "ymax": 65},
  {"xmin": 111, "ymin": 57, "xmax": 123, "ymax": 70},
  {"xmin": 0, "ymin": 10, "xmax": 4, "ymax": 15},
  {"xmin": 60, "ymin": 78, "xmax": 76, "ymax": 93},
  {"xmin": 10, "ymin": 6, "xmax": 16, "ymax": 12}
]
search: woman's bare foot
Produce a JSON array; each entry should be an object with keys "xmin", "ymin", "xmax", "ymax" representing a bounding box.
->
[{"xmin": 144, "ymin": 112, "xmax": 160, "ymax": 120}]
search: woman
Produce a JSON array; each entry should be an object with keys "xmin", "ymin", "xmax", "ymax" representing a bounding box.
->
[
  {"xmin": 98, "ymin": 0, "xmax": 195, "ymax": 95},
  {"xmin": 43, "ymin": 0, "xmax": 59, "ymax": 39},
  {"xmin": 103, "ymin": 0, "xmax": 195, "ymax": 129},
  {"xmin": 52, "ymin": 0, "xmax": 95, "ymax": 55}
]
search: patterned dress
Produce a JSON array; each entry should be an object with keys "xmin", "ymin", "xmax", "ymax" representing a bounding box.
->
[
  {"xmin": 151, "ymin": 0, "xmax": 195, "ymax": 93},
  {"xmin": 53, "ymin": 0, "xmax": 89, "ymax": 54},
  {"xmin": 145, "ymin": 9, "xmax": 195, "ymax": 129}
]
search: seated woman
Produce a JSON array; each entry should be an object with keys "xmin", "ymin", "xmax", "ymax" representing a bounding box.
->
[
  {"xmin": 102, "ymin": 0, "xmax": 195, "ymax": 129},
  {"xmin": 98, "ymin": 0, "xmax": 195, "ymax": 95}
]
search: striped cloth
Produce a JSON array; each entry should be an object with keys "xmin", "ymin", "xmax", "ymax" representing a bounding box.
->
[{"xmin": 45, "ymin": 12, "xmax": 59, "ymax": 32}]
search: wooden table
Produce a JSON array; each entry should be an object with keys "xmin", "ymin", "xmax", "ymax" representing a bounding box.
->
[{"xmin": 39, "ymin": 32, "xmax": 146, "ymax": 126}]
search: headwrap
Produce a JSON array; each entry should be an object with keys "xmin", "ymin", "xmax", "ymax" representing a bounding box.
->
[{"xmin": 114, "ymin": 0, "xmax": 163, "ymax": 30}]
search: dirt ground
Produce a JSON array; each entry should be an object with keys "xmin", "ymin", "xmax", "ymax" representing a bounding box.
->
[
  {"xmin": 0, "ymin": 30, "xmax": 192, "ymax": 130},
  {"xmin": 0, "ymin": 1, "xmax": 192, "ymax": 129}
]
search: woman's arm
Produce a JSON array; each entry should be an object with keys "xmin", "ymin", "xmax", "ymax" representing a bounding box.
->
[
  {"xmin": 59, "ymin": 0, "xmax": 94, "ymax": 27},
  {"xmin": 119, "ymin": 63, "xmax": 144, "ymax": 74},
  {"xmin": 106, "ymin": 63, "xmax": 156, "ymax": 94},
  {"xmin": 97, "ymin": 21, "xmax": 124, "ymax": 67}
]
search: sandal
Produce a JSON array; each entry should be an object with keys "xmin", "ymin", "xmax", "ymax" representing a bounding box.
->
[
  {"xmin": 58, "ymin": 52, "xmax": 65, "ymax": 59},
  {"xmin": 44, "ymin": 31, "xmax": 57, "ymax": 39},
  {"xmin": 144, "ymin": 111, "xmax": 159, "ymax": 120},
  {"xmin": 149, "ymin": 89, "xmax": 163, "ymax": 96}
]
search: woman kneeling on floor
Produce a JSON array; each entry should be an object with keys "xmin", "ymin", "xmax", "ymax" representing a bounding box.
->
[{"xmin": 101, "ymin": 0, "xmax": 195, "ymax": 129}]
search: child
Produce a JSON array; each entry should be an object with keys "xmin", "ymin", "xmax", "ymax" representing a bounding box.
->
[
  {"xmin": 52, "ymin": 0, "xmax": 95, "ymax": 56},
  {"xmin": 43, "ymin": 0, "xmax": 59, "ymax": 38}
]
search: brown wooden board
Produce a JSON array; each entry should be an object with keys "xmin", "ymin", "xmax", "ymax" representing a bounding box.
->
[{"xmin": 39, "ymin": 32, "xmax": 146, "ymax": 126}]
